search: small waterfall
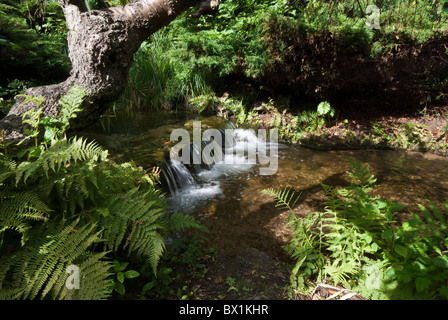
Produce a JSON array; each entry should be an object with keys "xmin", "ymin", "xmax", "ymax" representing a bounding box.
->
[
  {"xmin": 160, "ymin": 159, "xmax": 197, "ymax": 195},
  {"xmin": 160, "ymin": 121, "xmax": 269, "ymax": 193},
  {"xmin": 161, "ymin": 122, "xmax": 235, "ymax": 185},
  {"xmin": 159, "ymin": 120, "xmax": 268, "ymax": 212}
]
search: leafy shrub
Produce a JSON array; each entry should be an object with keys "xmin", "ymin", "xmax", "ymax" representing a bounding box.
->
[
  {"xmin": 0, "ymin": 1, "xmax": 70, "ymax": 88},
  {"xmin": 0, "ymin": 86, "xmax": 205, "ymax": 299},
  {"xmin": 263, "ymin": 157, "xmax": 448, "ymax": 299},
  {"xmin": 120, "ymin": 32, "xmax": 211, "ymax": 109},
  {"xmin": 294, "ymin": 101, "xmax": 336, "ymax": 134},
  {"xmin": 119, "ymin": 0, "xmax": 291, "ymax": 110}
]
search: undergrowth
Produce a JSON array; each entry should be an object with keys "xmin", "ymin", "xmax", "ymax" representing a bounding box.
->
[
  {"xmin": 262, "ymin": 156, "xmax": 448, "ymax": 300},
  {"xmin": 117, "ymin": 0, "xmax": 448, "ymax": 111},
  {"xmin": 0, "ymin": 85, "xmax": 206, "ymax": 299}
]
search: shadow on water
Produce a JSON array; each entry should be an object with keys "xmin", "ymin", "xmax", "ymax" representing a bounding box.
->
[
  {"xmin": 195, "ymin": 170, "xmax": 352, "ymax": 262},
  {"xmin": 80, "ymin": 110, "xmax": 448, "ymax": 263}
]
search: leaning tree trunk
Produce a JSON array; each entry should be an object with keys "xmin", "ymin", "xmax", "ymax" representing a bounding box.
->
[{"xmin": 0, "ymin": 0, "xmax": 219, "ymax": 144}]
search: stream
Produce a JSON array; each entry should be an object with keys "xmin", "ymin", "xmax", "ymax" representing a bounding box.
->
[{"xmin": 81, "ymin": 110, "xmax": 448, "ymax": 261}]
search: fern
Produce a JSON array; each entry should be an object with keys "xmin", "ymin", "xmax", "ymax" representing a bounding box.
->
[
  {"xmin": 165, "ymin": 211, "xmax": 209, "ymax": 234},
  {"xmin": 15, "ymin": 136, "xmax": 106, "ymax": 184},
  {"xmin": 262, "ymin": 186, "xmax": 324, "ymax": 282},
  {"xmin": 324, "ymin": 259, "xmax": 360, "ymax": 287},
  {"xmin": 15, "ymin": 95, "xmax": 44, "ymax": 147},
  {"xmin": 0, "ymin": 219, "xmax": 111, "ymax": 300},
  {"xmin": 345, "ymin": 156, "xmax": 376, "ymax": 187},
  {"xmin": 0, "ymin": 86, "xmax": 209, "ymax": 299},
  {"xmin": 269, "ymin": 157, "xmax": 403, "ymax": 290},
  {"xmin": 412, "ymin": 200, "xmax": 448, "ymax": 240},
  {"xmin": 56, "ymin": 251, "xmax": 112, "ymax": 300},
  {"xmin": 296, "ymin": 109, "xmax": 319, "ymax": 125},
  {"xmin": 277, "ymin": 156, "xmax": 448, "ymax": 298},
  {"xmin": 0, "ymin": 156, "xmax": 16, "ymax": 183},
  {"xmin": 100, "ymin": 187, "xmax": 171, "ymax": 274},
  {"xmin": 261, "ymin": 187, "xmax": 300, "ymax": 210},
  {"xmin": 57, "ymin": 85, "xmax": 87, "ymax": 133},
  {"xmin": 0, "ymin": 191, "xmax": 50, "ymax": 246}
]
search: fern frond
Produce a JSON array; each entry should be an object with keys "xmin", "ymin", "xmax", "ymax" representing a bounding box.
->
[
  {"xmin": 58, "ymin": 85, "xmax": 87, "ymax": 131},
  {"xmin": 345, "ymin": 156, "xmax": 376, "ymax": 186},
  {"xmin": 290, "ymin": 274, "xmax": 315, "ymax": 296},
  {"xmin": 284, "ymin": 210, "xmax": 326, "ymax": 280},
  {"xmin": 15, "ymin": 136, "xmax": 105, "ymax": 184},
  {"xmin": 296, "ymin": 109, "xmax": 319, "ymax": 124},
  {"xmin": 56, "ymin": 251, "xmax": 113, "ymax": 300},
  {"xmin": 321, "ymin": 183, "xmax": 347, "ymax": 212},
  {"xmin": 412, "ymin": 200, "xmax": 448, "ymax": 239},
  {"xmin": 0, "ymin": 218, "xmax": 108, "ymax": 300},
  {"xmin": 261, "ymin": 187, "xmax": 300, "ymax": 210},
  {"xmin": 324, "ymin": 259, "xmax": 360, "ymax": 286},
  {"xmin": 0, "ymin": 156, "xmax": 16, "ymax": 184},
  {"xmin": 99, "ymin": 188, "xmax": 168, "ymax": 273},
  {"xmin": 0, "ymin": 191, "xmax": 51, "ymax": 245},
  {"xmin": 165, "ymin": 211, "xmax": 208, "ymax": 233}
]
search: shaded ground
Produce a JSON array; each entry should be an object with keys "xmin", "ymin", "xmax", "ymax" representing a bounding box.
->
[
  {"xmin": 178, "ymin": 248, "xmax": 291, "ymax": 300},
  {"xmin": 164, "ymin": 245, "xmax": 366, "ymax": 300},
  {"xmin": 243, "ymin": 99, "xmax": 448, "ymax": 156}
]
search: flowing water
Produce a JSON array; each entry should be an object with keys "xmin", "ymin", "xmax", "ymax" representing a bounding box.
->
[{"xmin": 81, "ymin": 110, "xmax": 448, "ymax": 261}]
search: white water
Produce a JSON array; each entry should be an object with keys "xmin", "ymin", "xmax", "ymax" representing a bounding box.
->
[{"xmin": 167, "ymin": 128, "xmax": 281, "ymax": 213}]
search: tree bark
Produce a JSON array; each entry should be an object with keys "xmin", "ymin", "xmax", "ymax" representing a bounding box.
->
[{"xmin": 0, "ymin": 0, "xmax": 218, "ymax": 144}]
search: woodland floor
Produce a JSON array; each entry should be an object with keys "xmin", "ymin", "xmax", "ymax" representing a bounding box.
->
[
  {"xmin": 253, "ymin": 99, "xmax": 448, "ymax": 156},
  {"xmin": 165, "ymin": 245, "xmax": 367, "ymax": 301},
  {"xmin": 175, "ymin": 247, "xmax": 292, "ymax": 300}
]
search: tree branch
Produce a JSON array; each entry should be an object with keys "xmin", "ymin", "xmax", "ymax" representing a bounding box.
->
[
  {"xmin": 58, "ymin": 0, "xmax": 88, "ymax": 12},
  {"xmin": 0, "ymin": 0, "xmax": 220, "ymax": 145}
]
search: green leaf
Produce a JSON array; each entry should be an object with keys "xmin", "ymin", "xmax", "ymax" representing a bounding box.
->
[
  {"xmin": 40, "ymin": 117, "xmax": 62, "ymax": 127},
  {"xmin": 411, "ymin": 260, "xmax": 428, "ymax": 276},
  {"xmin": 27, "ymin": 147, "xmax": 42, "ymax": 160},
  {"xmin": 114, "ymin": 282, "xmax": 125, "ymax": 295},
  {"xmin": 117, "ymin": 272, "xmax": 125, "ymax": 283},
  {"xmin": 394, "ymin": 245, "xmax": 408, "ymax": 258},
  {"xmin": 306, "ymin": 262, "xmax": 315, "ymax": 269},
  {"xmin": 114, "ymin": 261, "xmax": 129, "ymax": 272},
  {"xmin": 415, "ymin": 277, "xmax": 431, "ymax": 292},
  {"xmin": 317, "ymin": 101, "xmax": 333, "ymax": 116},
  {"xmin": 362, "ymin": 234, "xmax": 373, "ymax": 244},
  {"xmin": 142, "ymin": 281, "xmax": 156, "ymax": 294},
  {"xmin": 398, "ymin": 270, "xmax": 412, "ymax": 283},
  {"xmin": 376, "ymin": 200, "xmax": 388, "ymax": 209},
  {"xmin": 381, "ymin": 229, "xmax": 393, "ymax": 241},
  {"xmin": 401, "ymin": 221, "xmax": 417, "ymax": 232},
  {"xmin": 385, "ymin": 267, "xmax": 396, "ymax": 279},
  {"xmin": 16, "ymin": 149, "xmax": 29, "ymax": 159},
  {"xmin": 44, "ymin": 127, "xmax": 57, "ymax": 142},
  {"xmin": 389, "ymin": 202, "xmax": 405, "ymax": 212},
  {"xmin": 438, "ymin": 286, "xmax": 448, "ymax": 298},
  {"xmin": 124, "ymin": 270, "xmax": 140, "ymax": 279},
  {"xmin": 385, "ymin": 211, "xmax": 393, "ymax": 222},
  {"xmin": 369, "ymin": 242, "xmax": 379, "ymax": 252},
  {"xmin": 433, "ymin": 256, "xmax": 448, "ymax": 269}
]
